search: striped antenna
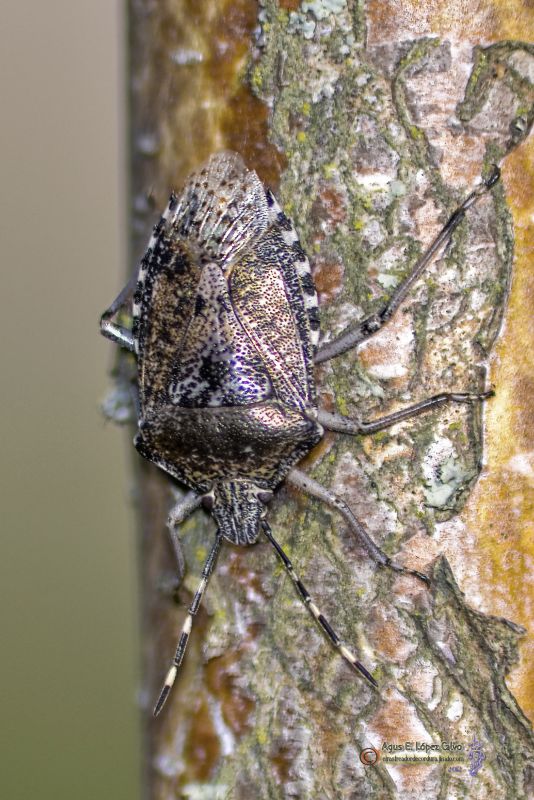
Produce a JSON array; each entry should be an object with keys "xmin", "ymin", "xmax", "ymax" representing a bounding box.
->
[{"xmin": 154, "ymin": 530, "xmax": 224, "ymax": 717}]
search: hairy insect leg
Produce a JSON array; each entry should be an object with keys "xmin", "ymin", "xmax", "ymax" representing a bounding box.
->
[
  {"xmin": 166, "ymin": 490, "xmax": 203, "ymax": 581},
  {"xmin": 314, "ymin": 166, "xmax": 500, "ymax": 364},
  {"xmin": 317, "ymin": 389, "xmax": 494, "ymax": 435},
  {"xmin": 154, "ymin": 530, "xmax": 224, "ymax": 717},
  {"xmin": 100, "ymin": 272, "xmax": 138, "ymax": 351},
  {"xmin": 287, "ymin": 468, "xmax": 429, "ymax": 584},
  {"xmin": 262, "ymin": 521, "xmax": 377, "ymax": 688}
]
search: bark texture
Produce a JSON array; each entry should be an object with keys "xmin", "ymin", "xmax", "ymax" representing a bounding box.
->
[{"xmin": 123, "ymin": 1, "xmax": 534, "ymax": 797}]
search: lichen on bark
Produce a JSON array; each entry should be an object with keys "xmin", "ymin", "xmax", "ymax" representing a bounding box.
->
[{"xmin": 125, "ymin": 1, "xmax": 534, "ymax": 797}]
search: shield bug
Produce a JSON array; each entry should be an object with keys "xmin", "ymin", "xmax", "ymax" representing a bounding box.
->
[{"xmin": 100, "ymin": 151, "xmax": 500, "ymax": 716}]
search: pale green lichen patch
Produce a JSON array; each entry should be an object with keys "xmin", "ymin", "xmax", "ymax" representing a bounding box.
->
[
  {"xmin": 302, "ymin": 0, "xmax": 347, "ymax": 19},
  {"xmin": 376, "ymin": 272, "xmax": 399, "ymax": 289},
  {"xmin": 423, "ymin": 449, "xmax": 470, "ymax": 509},
  {"xmin": 288, "ymin": 13, "xmax": 316, "ymax": 39},
  {"xmin": 288, "ymin": 0, "xmax": 349, "ymax": 40},
  {"xmin": 181, "ymin": 784, "xmax": 228, "ymax": 800},
  {"xmin": 389, "ymin": 179, "xmax": 406, "ymax": 198}
]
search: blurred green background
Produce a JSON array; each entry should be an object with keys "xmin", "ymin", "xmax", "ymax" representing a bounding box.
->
[{"xmin": 1, "ymin": 2, "xmax": 140, "ymax": 798}]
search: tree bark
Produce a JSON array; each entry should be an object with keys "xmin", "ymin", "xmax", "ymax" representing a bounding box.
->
[{"xmin": 124, "ymin": 1, "xmax": 534, "ymax": 797}]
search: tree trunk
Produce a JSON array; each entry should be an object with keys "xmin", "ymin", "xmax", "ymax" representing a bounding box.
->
[{"xmin": 125, "ymin": 1, "xmax": 534, "ymax": 797}]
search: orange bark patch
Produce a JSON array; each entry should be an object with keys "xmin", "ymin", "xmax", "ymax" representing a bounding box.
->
[
  {"xmin": 312, "ymin": 255, "xmax": 345, "ymax": 302},
  {"xmin": 213, "ymin": 0, "xmax": 286, "ymax": 186},
  {"xmin": 368, "ymin": 607, "xmax": 417, "ymax": 662},
  {"xmin": 205, "ymin": 648, "xmax": 256, "ymax": 735},
  {"xmin": 279, "ymin": 0, "xmax": 301, "ymax": 10},
  {"xmin": 311, "ymin": 183, "xmax": 348, "ymax": 230},
  {"xmin": 182, "ymin": 696, "xmax": 222, "ymax": 781},
  {"xmin": 463, "ymin": 135, "xmax": 534, "ymax": 722},
  {"xmin": 223, "ymin": 85, "xmax": 287, "ymax": 187},
  {"xmin": 366, "ymin": 0, "xmax": 532, "ymax": 45},
  {"xmin": 269, "ymin": 743, "xmax": 293, "ymax": 785},
  {"xmin": 299, "ymin": 429, "xmax": 337, "ymax": 469},
  {"xmin": 155, "ymin": 0, "xmax": 284, "ymax": 191}
]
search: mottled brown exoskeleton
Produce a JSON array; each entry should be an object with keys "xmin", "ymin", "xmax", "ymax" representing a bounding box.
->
[{"xmin": 100, "ymin": 152, "xmax": 499, "ymax": 715}]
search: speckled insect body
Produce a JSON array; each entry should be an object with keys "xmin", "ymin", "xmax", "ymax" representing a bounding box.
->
[
  {"xmin": 131, "ymin": 154, "xmax": 323, "ymax": 546},
  {"xmin": 100, "ymin": 152, "xmax": 499, "ymax": 716}
]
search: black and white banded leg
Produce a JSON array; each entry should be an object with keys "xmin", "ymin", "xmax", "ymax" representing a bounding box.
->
[
  {"xmin": 317, "ymin": 389, "xmax": 494, "ymax": 436},
  {"xmin": 315, "ymin": 166, "xmax": 500, "ymax": 364},
  {"xmin": 154, "ymin": 530, "xmax": 224, "ymax": 717},
  {"xmin": 262, "ymin": 521, "xmax": 377, "ymax": 688},
  {"xmin": 287, "ymin": 468, "xmax": 429, "ymax": 584},
  {"xmin": 100, "ymin": 272, "xmax": 137, "ymax": 352}
]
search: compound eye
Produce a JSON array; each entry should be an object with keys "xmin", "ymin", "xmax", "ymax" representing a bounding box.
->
[
  {"xmin": 201, "ymin": 493, "xmax": 215, "ymax": 511},
  {"xmin": 257, "ymin": 490, "xmax": 273, "ymax": 505}
]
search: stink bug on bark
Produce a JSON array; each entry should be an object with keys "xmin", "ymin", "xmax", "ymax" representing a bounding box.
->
[{"xmin": 100, "ymin": 152, "xmax": 499, "ymax": 716}]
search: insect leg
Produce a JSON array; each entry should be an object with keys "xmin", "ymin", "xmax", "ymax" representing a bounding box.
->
[
  {"xmin": 262, "ymin": 521, "xmax": 377, "ymax": 688},
  {"xmin": 153, "ymin": 530, "xmax": 224, "ymax": 717},
  {"xmin": 100, "ymin": 272, "xmax": 138, "ymax": 351},
  {"xmin": 314, "ymin": 166, "xmax": 500, "ymax": 364},
  {"xmin": 287, "ymin": 468, "xmax": 429, "ymax": 584},
  {"xmin": 167, "ymin": 490, "xmax": 202, "ymax": 580},
  {"xmin": 317, "ymin": 389, "xmax": 493, "ymax": 435}
]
